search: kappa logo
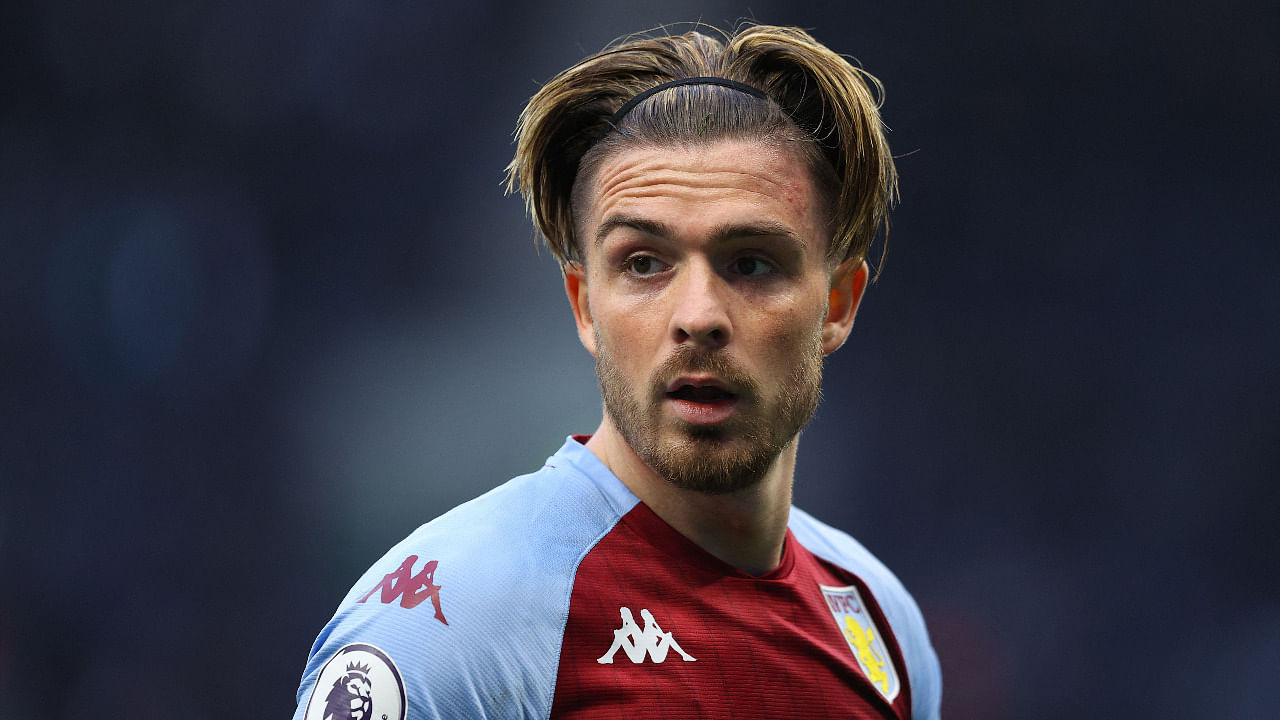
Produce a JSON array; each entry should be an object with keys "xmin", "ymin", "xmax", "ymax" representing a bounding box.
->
[
  {"xmin": 302, "ymin": 643, "xmax": 406, "ymax": 720},
  {"xmin": 357, "ymin": 554, "xmax": 448, "ymax": 625},
  {"xmin": 597, "ymin": 607, "xmax": 696, "ymax": 664},
  {"xmin": 820, "ymin": 584, "xmax": 900, "ymax": 702}
]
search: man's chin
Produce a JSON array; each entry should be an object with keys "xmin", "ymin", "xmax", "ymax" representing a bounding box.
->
[{"xmin": 646, "ymin": 432, "xmax": 780, "ymax": 495}]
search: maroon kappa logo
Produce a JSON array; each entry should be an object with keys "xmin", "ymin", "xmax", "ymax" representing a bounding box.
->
[{"xmin": 357, "ymin": 554, "xmax": 448, "ymax": 625}]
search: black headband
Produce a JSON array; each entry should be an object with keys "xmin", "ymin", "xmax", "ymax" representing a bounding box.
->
[{"xmin": 604, "ymin": 76, "xmax": 770, "ymax": 132}]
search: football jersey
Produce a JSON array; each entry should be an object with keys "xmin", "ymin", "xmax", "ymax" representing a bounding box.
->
[{"xmin": 293, "ymin": 437, "xmax": 942, "ymax": 720}]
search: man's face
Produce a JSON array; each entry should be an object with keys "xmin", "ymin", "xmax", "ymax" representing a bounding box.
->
[{"xmin": 567, "ymin": 138, "xmax": 864, "ymax": 494}]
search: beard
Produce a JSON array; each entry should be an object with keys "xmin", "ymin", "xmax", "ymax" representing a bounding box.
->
[{"xmin": 595, "ymin": 331, "xmax": 824, "ymax": 495}]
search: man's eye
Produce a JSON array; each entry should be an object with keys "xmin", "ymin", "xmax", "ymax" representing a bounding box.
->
[
  {"xmin": 732, "ymin": 257, "xmax": 773, "ymax": 277},
  {"xmin": 626, "ymin": 256, "xmax": 666, "ymax": 276}
]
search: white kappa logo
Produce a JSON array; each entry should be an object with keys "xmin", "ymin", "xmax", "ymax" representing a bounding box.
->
[{"xmin": 597, "ymin": 607, "xmax": 696, "ymax": 664}]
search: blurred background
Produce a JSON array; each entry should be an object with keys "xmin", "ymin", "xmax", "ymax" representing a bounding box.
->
[{"xmin": 2, "ymin": 0, "xmax": 1276, "ymax": 717}]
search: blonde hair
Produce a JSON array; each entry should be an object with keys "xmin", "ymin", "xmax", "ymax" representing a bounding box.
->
[{"xmin": 505, "ymin": 23, "xmax": 897, "ymax": 270}]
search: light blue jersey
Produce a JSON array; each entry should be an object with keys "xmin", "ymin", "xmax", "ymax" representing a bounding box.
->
[{"xmin": 293, "ymin": 437, "xmax": 941, "ymax": 720}]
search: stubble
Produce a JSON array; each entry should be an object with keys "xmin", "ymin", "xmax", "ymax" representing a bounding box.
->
[{"xmin": 595, "ymin": 332, "xmax": 824, "ymax": 495}]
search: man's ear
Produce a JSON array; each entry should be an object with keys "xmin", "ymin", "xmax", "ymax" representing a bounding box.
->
[
  {"xmin": 822, "ymin": 258, "xmax": 869, "ymax": 355},
  {"xmin": 564, "ymin": 262, "xmax": 597, "ymax": 356}
]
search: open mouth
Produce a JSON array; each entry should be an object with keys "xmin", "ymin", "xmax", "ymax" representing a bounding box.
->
[
  {"xmin": 664, "ymin": 379, "xmax": 740, "ymax": 425},
  {"xmin": 667, "ymin": 384, "xmax": 736, "ymax": 403}
]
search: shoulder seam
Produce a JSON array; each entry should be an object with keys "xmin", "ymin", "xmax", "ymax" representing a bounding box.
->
[{"xmin": 540, "ymin": 494, "xmax": 631, "ymax": 720}]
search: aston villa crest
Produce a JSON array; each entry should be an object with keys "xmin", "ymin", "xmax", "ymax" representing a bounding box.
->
[{"xmin": 819, "ymin": 584, "xmax": 900, "ymax": 702}]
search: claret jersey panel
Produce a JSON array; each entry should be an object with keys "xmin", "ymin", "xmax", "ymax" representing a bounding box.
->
[
  {"xmin": 293, "ymin": 438, "xmax": 942, "ymax": 720},
  {"xmin": 550, "ymin": 503, "xmax": 911, "ymax": 720}
]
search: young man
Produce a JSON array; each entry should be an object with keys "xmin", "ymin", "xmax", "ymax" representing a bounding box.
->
[{"xmin": 293, "ymin": 24, "xmax": 941, "ymax": 720}]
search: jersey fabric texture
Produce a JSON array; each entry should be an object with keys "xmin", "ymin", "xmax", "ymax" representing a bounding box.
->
[{"xmin": 293, "ymin": 437, "xmax": 942, "ymax": 720}]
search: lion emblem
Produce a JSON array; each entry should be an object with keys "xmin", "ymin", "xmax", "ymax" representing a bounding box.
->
[{"xmin": 322, "ymin": 661, "xmax": 374, "ymax": 720}]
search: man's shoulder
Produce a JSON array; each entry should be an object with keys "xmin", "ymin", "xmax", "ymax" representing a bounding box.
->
[
  {"xmin": 789, "ymin": 506, "xmax": 943, "ymax": 720},
  {"xmin": 294, "ymin": 442, "xmax": 637, "ymax": 719},
  {"xmin": 354, "ymin": 453, "xmax": 629, "ymax": 602},
  {"xmin": 788, "ymin": 506, "xmax": 900, "ymax": 591}
]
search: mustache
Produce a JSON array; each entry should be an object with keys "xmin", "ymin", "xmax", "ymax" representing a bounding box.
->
[{"xmin": 652, "ymin": 346, "xmax": 759, "ymax": 399}]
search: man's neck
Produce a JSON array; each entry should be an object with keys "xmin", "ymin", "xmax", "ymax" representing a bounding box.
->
[{"xmin": 583, "ymin": 417, "xmax": 797, "ymax": 576}]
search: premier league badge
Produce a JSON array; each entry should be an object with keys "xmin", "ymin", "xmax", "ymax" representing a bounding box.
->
[
  {"xmin": 819, "ymin": 584, "xmax": 900, "ymax": 702},
  {"xmin": 303, "ymin": 642, "xmax": 407, "ymax": 720}
]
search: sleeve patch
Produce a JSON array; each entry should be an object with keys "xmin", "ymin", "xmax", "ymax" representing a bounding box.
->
[{"xmin": 302, "ymin": 643, "xmax": 407, "ymax": 720}]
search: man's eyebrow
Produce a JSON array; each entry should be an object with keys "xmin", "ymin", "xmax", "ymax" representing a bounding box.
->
[
  {"xmin": 594, "ymin": 215, "xmax": 802, "ymax": 248},
  {"xmin": 708, "ymin": 220, "xmax": 801, "ymax": 245},
  {"xmin": 594, "ymin": 215, "xmax": 670, "ymax": 247}
]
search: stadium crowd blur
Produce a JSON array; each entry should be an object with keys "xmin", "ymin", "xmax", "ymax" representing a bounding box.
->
[{"xmin": 2, "ymin": 1, "xmax": 1276, "ymax": 717}]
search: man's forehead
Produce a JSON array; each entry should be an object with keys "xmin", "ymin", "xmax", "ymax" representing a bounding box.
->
[
  {"xmin": 588, "ymin": 138, "xmax": 813, "ymax": 191},
  {"xmin": 584, "ymin": 139, "xmax": 823, "ymax": 239}
]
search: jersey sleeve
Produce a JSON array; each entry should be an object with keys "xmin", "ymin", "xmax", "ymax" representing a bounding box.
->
[
  {"xmin": 292, "ymin": 458, "xmax": 633, "ymax": 720},
  {"xmin": 789, "ymin": 507, "xmax": 943, "ymax": 720}
]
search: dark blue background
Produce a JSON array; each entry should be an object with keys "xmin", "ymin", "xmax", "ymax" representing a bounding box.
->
[{"xmin": 3, "ymin": 1, "xmax": 1276, "ymax": 717}]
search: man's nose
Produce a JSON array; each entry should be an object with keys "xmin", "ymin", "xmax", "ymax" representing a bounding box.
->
[{"xmin": 669, "ymin": 259, "xmax": 731, "ymax": 348}]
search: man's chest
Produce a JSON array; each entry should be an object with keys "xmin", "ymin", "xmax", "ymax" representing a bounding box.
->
[{"xmin": 548, "ymin": 519, "xmax": 910, "ymax": 720}]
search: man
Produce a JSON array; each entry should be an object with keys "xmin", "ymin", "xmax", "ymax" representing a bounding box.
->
[{"xmin": 293, "ymin": 23, "xmax": 941, "ymax": 720}]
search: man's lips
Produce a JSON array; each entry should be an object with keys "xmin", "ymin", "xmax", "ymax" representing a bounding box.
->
[
  {"xmin": 664, "ymin": 377, "xmax": 739, "ymax": 425},
  {"xmin": 664, "ymin": 376, "xmax": 737, "ymax": 400}
]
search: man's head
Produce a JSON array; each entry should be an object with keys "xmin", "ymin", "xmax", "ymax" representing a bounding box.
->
[
  {"xmin": 506, "ymin": 23, "xmax": 897, "ymax": 268},
  {"xmin": 506, "ymin": 25, "xmax": 895, "ymax": 493}
]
